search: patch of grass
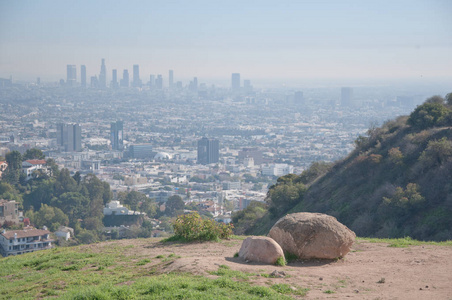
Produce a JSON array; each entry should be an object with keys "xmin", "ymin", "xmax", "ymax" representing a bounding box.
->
[
  {"xmin": 284, "ymin": 251, "xmax": 298, "ymax": 263},
  {"xmin": 377, "ymin": 277, "xmax": 386, "ymax": 284},
  {"xmin": 209, "ymin": 264, "xmax": 254, "ymax": 280},
  {"xmin": 0, "ymin": 241, "xmax": 298, "ymax": 300},
  {"xmin": 136, "ymin": 258, "xmax": 151, "ymax": 266},
  {"xmin": 155, "ymin": 255, "xmax": 165, "ymax": 259},
  {"xmin": 233, "ymin": 252, "xmax": 239, "ymax": 258},
  {"xmin": 275, "ymin": 256, "xmax": 286, "ymax": 266},
  {"xmin": 324, "ymin": 289, "xmax": 335, "ymax": 294},
  {"xmin": 357, "ymin": 237, "xmax": 452, "ymax": 247}
]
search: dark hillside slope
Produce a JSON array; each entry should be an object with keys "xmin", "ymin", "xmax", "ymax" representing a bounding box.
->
[{"xmin": 252, "ymin": 97, "xmax": 452, "ymax": 241}]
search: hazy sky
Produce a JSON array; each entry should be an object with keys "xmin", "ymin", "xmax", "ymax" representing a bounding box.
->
[{"xmin": 1, "ymin": 0, "xmax": 451, "ymax": 83}]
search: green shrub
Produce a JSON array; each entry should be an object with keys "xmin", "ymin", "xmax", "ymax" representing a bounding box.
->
[
  {"xmin": 275, "ymin": 256, "xmax": 286, "ymax": 266},
  {"xmin": 172, "ymin": 212, "xmax": 234, "ymax": 242}
]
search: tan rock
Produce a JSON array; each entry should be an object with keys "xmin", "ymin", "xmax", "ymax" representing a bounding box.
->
[
  {"xmin": 238, "ymin": 236, "xmax": 285, "ymax": 264},
  {"xmin": 269, "ymin": 212, "xmax": 355, "ymax": 259}
]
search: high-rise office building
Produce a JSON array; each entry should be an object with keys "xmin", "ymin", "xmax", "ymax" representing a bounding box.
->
[
  {"xmin": 243, "ymin": 79, "xmax": 253, "ymax": 92},
  {"xmin": 231, "ymin": 73, "xmax": 240, "ymax": 90},
  {"xmin": 81, "ymin": 65, "xmax": 86, "ymax": 88},
  {"xmin": 111, "ymin": 69, "xmax": 118, "ymax": 88},
  {"xmin": 169, "ymin": 70, "xmax": 174, "ymax": 88},
  {"xmin": 99, "ymin": 59, "xmax": 107, "ymax": 88},
  {"xmin": 56, "ymin": 123, "xmax": 81, "ymax": 152},
  {"xmin": 155, "ymin": 75, "xmax": 163, "ymax": 89},
  {"xmin": 110, "ymin": 121, "xmax": 124, "ymax": 150},
  {"xmin": 66, "ymin": 65, "xmax": 76, "ymax": 86},
  {"xmin": 197, "ymin": 137, "xmax": 219, "ymax": 164},
  {"xmin": 132, "ymin": 65, "xmax": 142, "ymax": 87},
  {"xmin": 149, "ymin": 75, "xmax": 155, "ymax": 88},
  {"xmin": 120, "ymin": 70, "xmax": 129, "ymax": 87},
  {"xmin": 341, "ymin": 87, "xmax": 355, "ymax": 107},
  {"xmin": 294, "ymin": 91, "xmax": 304, "ymax": 105}
]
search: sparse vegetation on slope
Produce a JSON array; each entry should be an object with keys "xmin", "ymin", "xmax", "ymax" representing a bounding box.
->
[{"xmin": 245, "ymin": 95, "xmax": 452, "ymax": 241}]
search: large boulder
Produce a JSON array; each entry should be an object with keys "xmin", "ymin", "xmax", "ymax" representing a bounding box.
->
[
  {"xmin": 269, "ymin": 212, "xmax": 355, "ymax": 259},
  {"xmin": 238, "ymin": 236, "xmax": 284, "ymax": 264}
]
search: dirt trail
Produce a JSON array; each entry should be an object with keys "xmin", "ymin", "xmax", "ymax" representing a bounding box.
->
[{"xmin": 87, "ymin": 238, "xmax": 452, "ymax": 299}]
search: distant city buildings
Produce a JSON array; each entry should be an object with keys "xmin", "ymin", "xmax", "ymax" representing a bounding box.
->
[
  {"xmin": 132, "ymin": 65, "xmax": 141, "ymax": 88},
  {"xmin": 129, "ymin": 144, "xmax": 153, "ymax": 159},
  {"xmin": 156, "ymin": 75, "xmax": 163, "ymax": 89},
  {"xmin": 197, "ymin": 137, "xmax": 219, "ymax": 164},
  {"xmin": 169, "ymin": 70, "xmax": 174, "ymax": 88},
  {"xmin": 341, "ymin": 87, "xmax": 356, "ymax": 107},
  {"xmin": 99, "ymin": 59, "xmax": 107, "ymax": 88},
  {"xmin": 120, "ymin": 70, "xmax": 129, "ymax": 87},
  {"xmin": 231, "ymin": 73, "xmax": 240, "ymax": 91},
  {"xmin": 56, "ymin": 123, "xmax": 81, "ymax": 152},
  {"xmin": 80, "ymin": 65, "xmax": 86, "ymax": 88},
  {"xmin": 262, "ymin": 163, "xmax": 293, "ymax": 176},
  {"xmin": 66, "ymin": 65, "xmax": 76, "ymax": 86},
  {"xmin": 110, "ymin": 121, "xmax": 124, "ymax": 151},
  {"xmin": 111, "ymin": 69, "xmax": 118, "ymax": 88}
]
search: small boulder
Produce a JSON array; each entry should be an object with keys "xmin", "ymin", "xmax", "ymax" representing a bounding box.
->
[
  {"xmin": 238, "ymin": 236, "xmax": 284, "ymax": 264},
  {"xmin": 269, "ymin": 212, "xmax": 355, "ymax": 259}
]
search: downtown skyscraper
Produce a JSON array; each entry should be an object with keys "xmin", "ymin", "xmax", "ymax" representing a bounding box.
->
[
  {"xmin": 231, "ymin": 73, "xmax": 240, "ymax": 91},
  {"xmin": 66, "ymin": 65, "xmax": 76, "ymax": 86},
  {"xmin": 132, "ymin": 65, "xmax": 141, "ymax": 87},
  {"xmin": 99, "ymin": 59, "xmax": 107, "ymax": 88},
  {"xmin": 81, "ymin": 65, "xmax": 86, "ymax": 88}
]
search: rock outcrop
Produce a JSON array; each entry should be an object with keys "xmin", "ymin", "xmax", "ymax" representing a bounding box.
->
[
  {"xmin": 269, "ymin": 212, "xmax": 355, "ymax": 259},
  {"xmin": 238, "ymin": 236, "xmax": 284, "ymax": 264}
]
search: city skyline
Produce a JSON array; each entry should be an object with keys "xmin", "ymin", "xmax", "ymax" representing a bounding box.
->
[{"xmin": 1, "ymin": 1, "xmax": 451, "ymax": 83}]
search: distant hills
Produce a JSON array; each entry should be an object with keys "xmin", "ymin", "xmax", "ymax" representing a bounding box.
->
[{"xmin": 240, "ymin": 94, "xmax": 452, "ymax": 241}]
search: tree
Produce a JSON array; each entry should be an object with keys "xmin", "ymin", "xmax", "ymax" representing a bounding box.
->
[
  {"xmin": 425, "ymin": 95, "xmax": 445, "ymax": 105},
  {"xmin": 267, "ymin": 182, "xmax": 306, "ymax": 216},
  {"xmin": 23, "ymin": 148, "xmax": 45, "ymax": 161},
  {"xmin": 3, "ymin": 151, "xmax": 22, "ymax": 184},
  {"xmin": 165, "ymin": 195, "xmax": 185, "ymax": 217},
  {"xmin": 51, "ymin": 192, "xmax": 90, "ymax": 225},
  {"xmin": 27, "ymin": 204, "xmax": 69, "ymax": 229},
  {"xmin": 231, "ymin": 201, "xmax": 267, "ymax": 235},
  {"xmin": 407, "ymin": 102, "xmax": 450, "ymax": 129},
  {"xmin": 419, "ymin": 137, "xmax": 452, "ymax": 167},
  {"xmin": 54, "ymin": 169, "xmax": 78, "ymax": 196},
  {"xmin": 446, "ymin": 93, "xmax": 452, "ymax": 106}
]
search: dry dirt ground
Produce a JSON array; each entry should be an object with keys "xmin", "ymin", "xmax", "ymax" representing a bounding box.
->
[{"xmin": 85, "ymin": 238, "xmax": 452, "ymax": 299}]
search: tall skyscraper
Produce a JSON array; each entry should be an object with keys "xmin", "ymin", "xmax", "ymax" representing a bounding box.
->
[
  {"xmin": 149, "ymin": 75, "xmax": 155, "ymax": 88},
  {"xmin": 156, "ymin": 75, "xmax": 163, "ymax": 89},
  {"xmin": 231, "ymin": 73, "xmax": 240, "ymax": 90},
  {"xmin": 81, "ymin": 65, "xmax": 86, "ymax": 88},
  {"xmin": 99, "ymin": 59, "xmax": 107, "ymax": 88},
  {"xmin": 111, "ymin": 69, "xmax": 118, "ymax": 88},
  {"xmin": 132, "ymin": 65, "xmax": 141, "ymax": 87},
  {"xmin": 56, "ymin": 123, "xmax": 81, "ymax": 152},
  {"xmin": 120, "ymin": 70, "xmax": 129, "ymax": 87},
  {"xmin": 169, "ymin": 70, "xmax": 174, "ymax": 88},
  {"xmin": 341, "ymin": 87, "xmax": 355, "ymax": 107},
  {"xmin": 294, "ymin": 91, "xmax": 304, "ymax": 105},
  {"xmin": 110, "ymin": 121, "xmax": 124, "ymax": 150},
  {"xmin": 66, "ymin": 65, "xmax": 76, "ymax": 86},
  {"xmin": 197, "ymin": 137, "xmax": 219, "ymax": 164}
]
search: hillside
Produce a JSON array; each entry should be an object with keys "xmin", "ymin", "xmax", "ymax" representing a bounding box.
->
[
  {"xmin": 1, "ymin": 237, "xmax": 451, "ymax": 299},
  {"xmin": 241, "ymin": 95, "xmax": 452, "ymax": 240}
]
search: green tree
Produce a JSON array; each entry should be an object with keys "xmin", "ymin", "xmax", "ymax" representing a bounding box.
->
[
  {"xmin": 23, "ymin": 148, "xmax": 45, "ymax": 160},
  {"xmin": 27, "ymin": 204, "xmax": 69, "ymax": 229},
  {"xmin": 165, "ymin": 195, "xmax": 185, "ymax": 217},
  {"xmin": 51, "ymin": 192, "xmax": 90, "ymax": 225},
  {"xmin": 267, "ymin": 182, "xmax": 307, "ymax": 216},
  {"xmin": 408, "ymin": 102, "xmax": 450, "ymax": 129},
  {"xmin": 3, "ymin": 151, "xmax": 22, "ymax": 184},
  {"xmin": 54, "ymin": 169, "xmax": 78, "ymax": 196},
  {"xmin": 419, "ymin": 137, "xmax": 452, "ymax": 167},
  {"xmin": 231, "ymin": 201, "xmax": 267, "ymax": 234}
]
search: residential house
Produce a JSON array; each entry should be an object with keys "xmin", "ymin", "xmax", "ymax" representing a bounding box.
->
[
  {"xmin": 0, "ymin": 200, "xmax": 20, "ymax": 225},
  {"xmin": 0, "ymin": 227, "xmax": 54, "ymax": 257},
  {"xmin": 21, "ymin": 159, "xmax": 49, "ymax": 180}
]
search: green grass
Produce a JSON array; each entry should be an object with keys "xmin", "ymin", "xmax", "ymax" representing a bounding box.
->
[
  {"xmin": 0, "ymin": 241, "xmax": 306, "ymax": 299},
  {"xmin": 275, "ymin": 256, "xmax": 286, "ymax": 266},
  {"xmin": 357, "ymin": 237, "xmax": 452, "ymax": 247}
]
